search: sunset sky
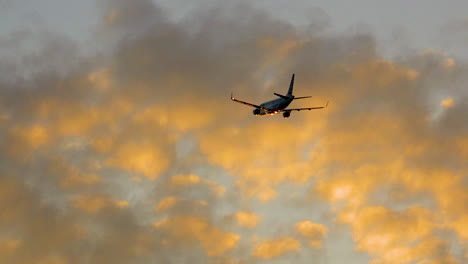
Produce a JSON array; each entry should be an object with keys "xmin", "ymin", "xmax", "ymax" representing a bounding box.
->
[{"xmin": 0, "ymin": 0, "xmax": 467, "ymax": 263}]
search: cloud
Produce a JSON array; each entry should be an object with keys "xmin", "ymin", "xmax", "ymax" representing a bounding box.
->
[
  {"xmin": 440, "ymin": 97, "xmax": 455, "ymax": 108},
  {"xmin": 6, "ymin": 124, "xmax": 49, "ymax": 160},
  {"xmin": 73, "ymin": 195, "xmax": 130, "ymax": 213},
  {"xmin": 0, "ymin": 0, "xmax": 467, "ymax": 263},
  {"xmin": 199, "ymin": 120, "xmax": 327, "ymax": 201},
  {"xmin": 444, "ymin": 58, "xmax": 456, "ymax": 69},
  {"xmin": 169, "ymin": 174, "xmax": 226, "ymax": 197},
  {"xmin": 295, "ymin": 220, "xmax": 327, "ymax": 248},
  {"xmin": 0, "ymin": 176, "xmax": 85, "ymax": 263},
  {"xmin": 171, "ymin": 174, "xmax": 202, "ymax": 185},
  {"xmin": 106, "ymin": 141, "xmax": 170, "ymax": 180},
  {"xmin": 234, "ymin": 212, "xmax": 261, "ymax": 228},
  {"xmin": 371, "ymin": 238, "xmax": 457, "ymax": 264},
  {"xmin": 346, "ymin": 206, "xmax": 435, "ymax": 252},
  {"xmin": 252, "ymin": 237, "xmax": 301, "ymax": 259},
  {"xmin": 0, "ymin": 239, "xmax": 21, "ymax": 257},
  {"xmin": 154, "ymin": 215, "xmax": 240, "ymax": 256},
  {"xmin": 156, "ymin": 196, "xmax": 178, "ymax": 212}
]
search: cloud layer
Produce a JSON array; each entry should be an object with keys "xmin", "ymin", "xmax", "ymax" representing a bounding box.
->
[{"xmin": 0, "ymin": 0, "xmax": 466, "ymax": 263}]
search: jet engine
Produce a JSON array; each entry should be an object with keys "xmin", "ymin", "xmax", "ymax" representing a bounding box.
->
[
  {"xmin": 283, "ymin": 111, "xmax": 291, "ymax": 118},
  {"xmin": 253, "ymin": 108, "xmax": 261, "ymax": 115}
]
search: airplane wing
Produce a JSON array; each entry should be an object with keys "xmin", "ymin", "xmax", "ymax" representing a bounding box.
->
[
  {"xmin": 230, "ymin": 93, "xmax": 272, "ymax": 110},
  {"xmin": 284, "ymin": 101, "xmax": 329, "ymax": 111}
]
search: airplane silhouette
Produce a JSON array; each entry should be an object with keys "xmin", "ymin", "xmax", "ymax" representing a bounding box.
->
[{"xmin": 231, "ymin": 74, "xmax": 328, "ymax": 118}]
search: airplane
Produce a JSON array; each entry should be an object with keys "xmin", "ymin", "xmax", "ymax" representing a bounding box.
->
[{"xmin": 230, "ymin": 73, "xmax": 328, "ymax": 118}]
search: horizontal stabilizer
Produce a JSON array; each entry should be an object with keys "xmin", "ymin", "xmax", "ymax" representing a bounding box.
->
[
  {"xmin": 293, "ymin": 95, "xmax": 312, "ymax": 100},
  {"xmin": 284, "ymin": 101, "xmax": 329, "ymax": 112},
  {"xmin": 273, "ymin": 93, "xmax": 290, "ymax": 99}
]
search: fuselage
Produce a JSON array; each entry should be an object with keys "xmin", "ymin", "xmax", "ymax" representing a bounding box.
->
[{"xmin": 254, "ymin": 96, "xmax": 294, "ymax": 116}]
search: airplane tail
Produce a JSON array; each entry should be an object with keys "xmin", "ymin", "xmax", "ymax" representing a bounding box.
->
[
  {"xmin": 274, "ymin": 73, "xmax": 311, "ymax": 99},
  {"xmin": 287, "ymin": 73, "xmax": 295, "ymax": 95}
]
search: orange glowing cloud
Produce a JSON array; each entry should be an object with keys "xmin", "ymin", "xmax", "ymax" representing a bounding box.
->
[
  {"xmin": 170, "ymin": 174, "xmax": 226, "ymax": 197},
  {"xmin": 170, "ymin": 174, "xmax": 201, "ymax": 185},
  {"xmin": 234, "ymin": 211, "xmax": 261, "ymax": 228},
  {"xmin": 444, "ymin": 58, "xmax": 455, "ymax": 69},
  {"xmin": 107, "ymin": 141, "xmax": 169, "ymax": 180},
  {"xmin": 36, "ymin": 255, "xmax": 69, "ymax": 264},
  {"xmin": 61, "ymin": 173, "xmax": 100, "ymax": 188},
  {"xmin": 0, "ymin": 239, "xmax": 22, "ymax": 256},
  {"xmin": 295, "ymin": 220, "xmax": 327, "ymax": 248},
  {"xmin": 87, "ymin": 68, "xmax": 113, "ymax": 91},
  {"xmin": 440, "ymin": 97, "xmax": 455, "ymax": 108},
  {"xmin": 7, "ymin": 124, "xmax": 49, "ymax": 159},
  {"xmin": 199, "ymin": 120, "xmax": 327, "ymax": 201},
  {"xmin": 341, "ymin": 206, "xmax": 441, "ymax": 263},
  {"xmin": 153, "ymin": 216, "xmax": 240, "ymax": 256},
  {"xmin": 351, "ymin": 60, "xmax": 420, "ymax": 88},
  {"xmin": 252, "ymin": 237, "xmax": 301, "ymax": 259},
  {"xmin": 73, "ymin": 195, "xmax": 128, "ymax": 213},
  {"xmin": 156, "ymin": 196, "xmax": 177, "ymax": 212}
]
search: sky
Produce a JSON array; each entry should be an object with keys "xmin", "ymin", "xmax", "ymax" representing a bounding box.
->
[{"xmin": 0, "ymin": 0, "xmax": 467, "ymax": 263}]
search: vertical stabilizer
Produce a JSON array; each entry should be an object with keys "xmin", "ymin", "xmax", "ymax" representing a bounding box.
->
[{"xmin": 287, "ymin": 73, "xmax": 295, "ymax": 95}]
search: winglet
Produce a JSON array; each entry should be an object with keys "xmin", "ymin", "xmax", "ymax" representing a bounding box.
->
[
  {"xmin": 230, "ymin": 92, "xmax": 234, "ymax": 100},
  {"xmin": 325, "ymin": 100, "xmax": 329, "ymax": 108}
]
